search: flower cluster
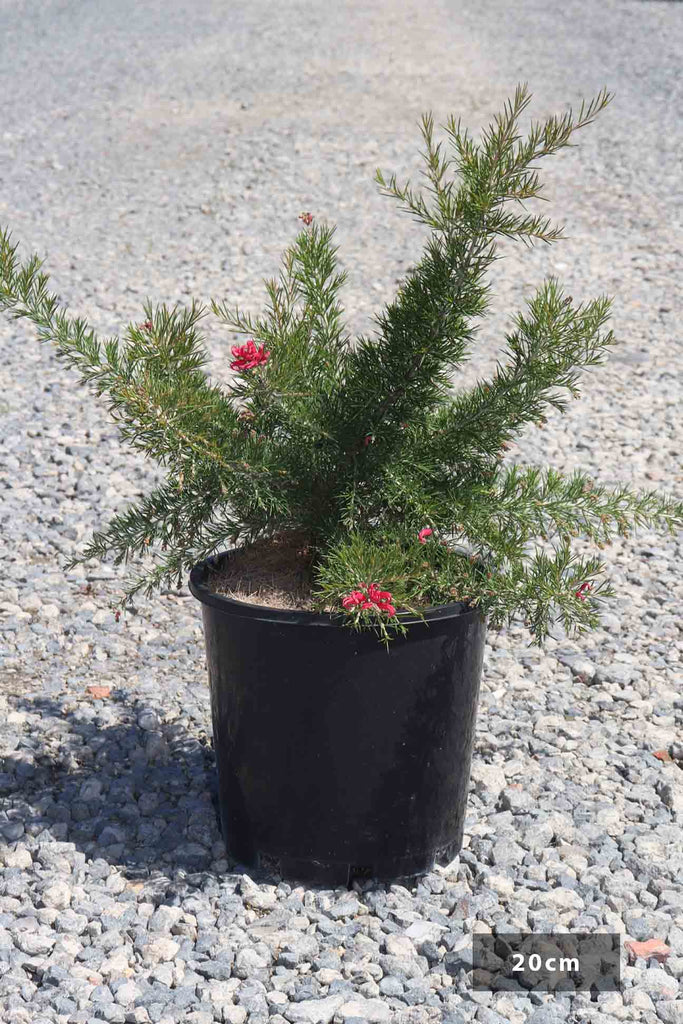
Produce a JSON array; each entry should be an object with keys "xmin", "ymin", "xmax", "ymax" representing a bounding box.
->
[
  {"xmin": 575, "ymin": 582, "xmax": 592, "ymax": 601},
  {"xmin": 230, "ymin": 339, "xmax": 270, "ymax": 372},
  {"xmin": 342, "ymin": 582, "xmax": 396, "ymax": 617},
  {"xmin": 299, "ymin": 212, "xmax": 314, "ymax": 225},
  {"xmin": 340, "ymin": 529, "xmax": 439, "ymax": 617}
]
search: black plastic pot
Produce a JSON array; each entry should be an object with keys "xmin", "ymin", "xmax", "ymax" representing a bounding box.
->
[{"xmin": 189, "ymin": 550, "xmax": 487, "ymax": 887}]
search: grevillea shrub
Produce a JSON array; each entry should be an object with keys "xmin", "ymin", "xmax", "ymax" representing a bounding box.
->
[{"xmin": 1, "ymin": 84, "xmax": 681, "ymax": 646}]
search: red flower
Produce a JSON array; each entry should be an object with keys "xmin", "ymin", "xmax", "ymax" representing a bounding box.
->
[
  {"xmin": 363, "ymin": 435, "xmax": 373, "ymax": 447},
  {"xmin": 230, "ymin": 339, "xmax": 270, "ymax": 371},
  {"xmin": 342, "ymin": 582, "xmax": 396, "ymax": 617},
  {"xmin": 575, "ymin": 582, "xmax": 592, "ymax": 601},
  {"xmin": 367, "ymin": 583, "xmax": 393, "ymax": 607},
  {"xmin": 114, "ymin": 610, "xmax": 121, "ymax": 622},
  {"xmin": 140, "ymin": 320, "xmax": 154, "ymax": 331},
  {"xmin": 418, "ymin": 527, "xmax": 433, "ymax": 544},
  {"xmin": 299, "ymin": 212, "xmax": 313, "ymax": 225}
]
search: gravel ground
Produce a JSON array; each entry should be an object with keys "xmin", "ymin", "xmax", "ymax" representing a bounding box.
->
[{"xmin": 1, "ymin": 1, "xmax": 682, "ymax": 1022}]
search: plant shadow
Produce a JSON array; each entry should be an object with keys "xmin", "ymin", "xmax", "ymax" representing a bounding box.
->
[{"xmin": 0, "ymin": 686, "xmax": 289, "ymax": 889}]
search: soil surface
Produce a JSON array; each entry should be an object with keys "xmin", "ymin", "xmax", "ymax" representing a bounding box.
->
[{"xmin": 206, "ymin": 530, "xmax": 329, "ymax": 610}]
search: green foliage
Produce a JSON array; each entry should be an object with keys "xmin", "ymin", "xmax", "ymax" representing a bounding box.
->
[{"xmin": 1, "ymin": 84, "xmax": 681, "ymax": 646}]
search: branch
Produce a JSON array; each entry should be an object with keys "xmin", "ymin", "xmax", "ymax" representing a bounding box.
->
[
  {"xmin": 430, "ymin": 277, "xmax": 617, "ymax": 469},
  {"xmin": 0, "ymin": 228, "xmax": 256, "ymax": 481}
]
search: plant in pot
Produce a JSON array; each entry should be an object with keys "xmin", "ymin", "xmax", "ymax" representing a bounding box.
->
[{"xmin": 1, "ymin": 84, "xmax": 681, "ymax": 887}]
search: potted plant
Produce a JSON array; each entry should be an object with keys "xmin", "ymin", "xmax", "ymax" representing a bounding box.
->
[{"xmin": 1, "ymin": 85, "xmax": 681, "ymax": 886}]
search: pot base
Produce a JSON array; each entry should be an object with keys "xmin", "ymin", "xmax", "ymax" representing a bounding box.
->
[{"xmin": 233, "ymin": 836, "xmax": 462, "ymax": 888}]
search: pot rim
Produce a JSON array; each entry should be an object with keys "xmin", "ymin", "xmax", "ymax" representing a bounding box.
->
[{"xmin": 189, "ymin": 549, "xmax": 479, "ymax": 627}]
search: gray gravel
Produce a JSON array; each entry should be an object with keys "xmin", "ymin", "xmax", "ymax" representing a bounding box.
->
[{"xmin": 1, "ymin": 1, "xmax": 682, "ymax": 1022}]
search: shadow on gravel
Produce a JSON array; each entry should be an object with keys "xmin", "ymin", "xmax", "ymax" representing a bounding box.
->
[{"xmin": 0, "ymin": 688, "xmax": 288, "ymax": 887}]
